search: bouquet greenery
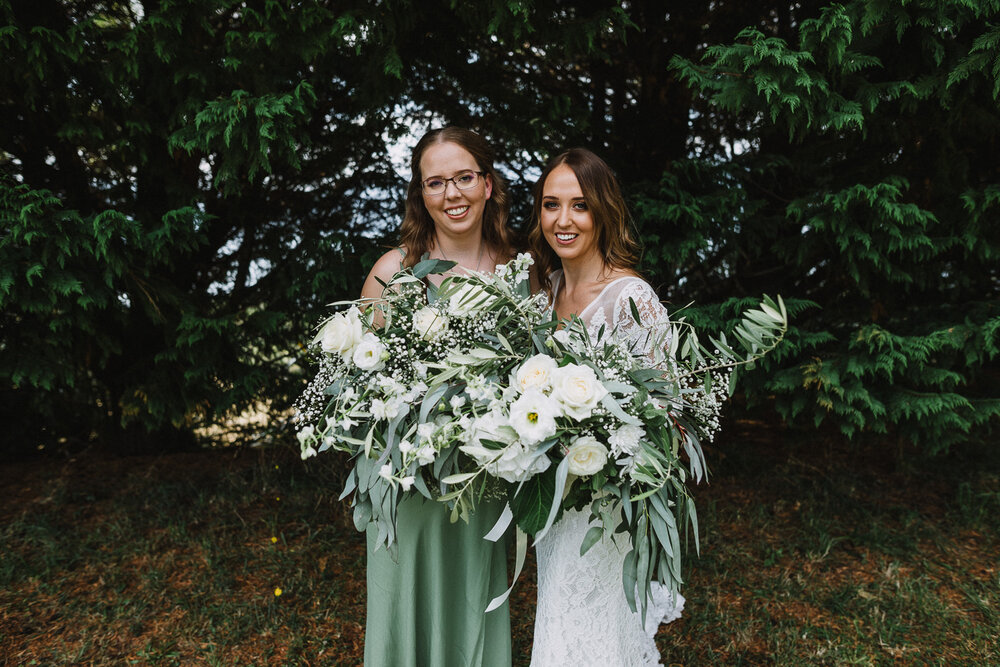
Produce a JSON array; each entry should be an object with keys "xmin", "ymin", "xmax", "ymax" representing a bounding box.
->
[
  {"xmin": 295, "ymin": 254, "xmax": 787, "ymax": 613},
  {"xmin": 294, "ymin": 253, "xmax": 547, "ymax": 550}
]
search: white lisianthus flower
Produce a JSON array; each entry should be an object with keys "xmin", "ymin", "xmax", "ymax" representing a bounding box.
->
[
  {"xmin": 508, "ymin": 388, "xmax": 560, "ymax": 444},
  {"xmin": 464, "ymin": 410, "xmax": 518, "ymax": 450},
  {"xmin": 551, "ymin": 363, "xmax": 608, "ymax": 420},
  {"xmin": 450, "ymin": 394, "xmax": 466, "ymax": 411},
  {"xmin": 514, "ymin": 354, "xmax": 558, "ymax": 393},
  {"xmin": 318, "ymin": 307, "xmax": 365, "ymax": 361},
  {"xmin": 566, "ymin": 435, "xmax": 609, "ymax": 476},
  {"xmin": 399, "ymin": 439, "xmax": 414, "ymax": 454},
  {"xmin": 448, "ymin": 282, "xmax": 497, "ymax": 316},
  {"xmin": 378, "ymin": 464, "xmax": 393, "ymax": 480},
  {"xmin": 460, "ymin": 410, "xmax": 549, "ymax": 482},
  {"xmin": 411, "ymin": 306, "xmax": 448, "ymax": 340},
  {"xmin": 399, "ymin": 476, "xmax": 416, "ymax": 491},
  {"xmin": 608, "ymin": 423, "xmax": 645, "ymax": 458},
  {"xmin": 352, "ymin": 333, "xmax": 387, "ymax": 371}
]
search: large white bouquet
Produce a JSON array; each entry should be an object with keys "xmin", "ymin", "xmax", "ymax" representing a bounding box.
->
[{"xmin": 295, "ymin": 254, "xmax": 787, "ymax": 613}]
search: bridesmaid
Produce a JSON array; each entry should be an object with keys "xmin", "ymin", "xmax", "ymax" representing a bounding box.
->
[{"xmin": 360, "ymin": 127, "xmax": 515, "ymax": 667}]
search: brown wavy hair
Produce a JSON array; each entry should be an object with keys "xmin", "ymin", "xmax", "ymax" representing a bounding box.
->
[
  {"xmin": 528, "ymin": 148, "xmax": 642, "ymax": 293},
  {"xmin": 398, "ymin": 127, "xmax": 513, "ymax": 268}
]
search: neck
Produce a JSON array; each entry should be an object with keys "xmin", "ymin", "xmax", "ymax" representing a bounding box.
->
[
  {"xmin": 560, "ymin": 254, "xmax": 611, "ymax": 291},
  {"xmin": 433, "ymin": 228, "xmax": 487, "ymax": 271}
]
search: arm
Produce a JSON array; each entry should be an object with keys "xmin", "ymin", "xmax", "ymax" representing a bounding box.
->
[{"xmin": 360, "ymin": 248, "xmax": 406, "ymax": 327}]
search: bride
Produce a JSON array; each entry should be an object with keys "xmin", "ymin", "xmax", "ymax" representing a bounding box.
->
[{"xmin": 527, "ymin": 148, "xmax": 684, "ymax": 666}]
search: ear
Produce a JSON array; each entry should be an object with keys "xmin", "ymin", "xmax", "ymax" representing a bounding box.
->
[{"xmin": 484, "ymin": 173, "xmax": 493, "ymax": 200}]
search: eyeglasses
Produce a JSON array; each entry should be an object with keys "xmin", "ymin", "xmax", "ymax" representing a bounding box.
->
[{"xmin": 421, "ymin": 170, "xmax": 484, "ymax": 196}]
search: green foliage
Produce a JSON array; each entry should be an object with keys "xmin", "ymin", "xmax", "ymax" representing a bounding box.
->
[
  {"xmin": 662, "ymin": 0, "xmax": 1000, "ymax": 451},
  {"xmin": 2, "ymin": 0, "xmax": 997, "ymax": 453}
]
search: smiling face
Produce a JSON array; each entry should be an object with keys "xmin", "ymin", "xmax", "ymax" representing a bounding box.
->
[
  {"xmin": 419, "ymin": 141, "xmax": 493, "ymax": 239},
  {"xmin": 539, "ymin": 163, "xmax": 599, "ymax": 266}
]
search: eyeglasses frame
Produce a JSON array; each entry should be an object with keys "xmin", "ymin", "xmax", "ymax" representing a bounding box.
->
[{"xmin": 421, "ymin": 170, "xmax": 486, "ymax": 196}]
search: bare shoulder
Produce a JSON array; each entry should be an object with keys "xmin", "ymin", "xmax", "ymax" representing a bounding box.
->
[{"xmin": 361, "ymin": 247, "xmax": 407, "ymax": 300}]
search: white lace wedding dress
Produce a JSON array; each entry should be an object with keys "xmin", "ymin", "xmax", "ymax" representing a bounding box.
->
[{"xmin": 531, "ymin": 270, "xmax": 685, "ymax": 667}]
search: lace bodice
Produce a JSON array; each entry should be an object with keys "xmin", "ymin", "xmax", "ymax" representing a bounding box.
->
[
  {"xmin": 550, "ymin": 270, "xmax": 672, "ymax": 364},
  {"xmin": 531, "ymin": 270, "xmax": 683, "ymax": 667}
]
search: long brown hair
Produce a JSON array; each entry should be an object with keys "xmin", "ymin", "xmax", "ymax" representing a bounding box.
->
[
  {"xmin": 398, "ymin": 127, "xmax": 513, "ymax": 268},
  {"xmin": 528, "ymin": 148, "xmax": 642, "ymax": 293}
]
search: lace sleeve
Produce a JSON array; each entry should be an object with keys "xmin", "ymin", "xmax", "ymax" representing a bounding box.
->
[{"xmin": 611, "ymin": 280, "xmax": 672, "ymax": 366}]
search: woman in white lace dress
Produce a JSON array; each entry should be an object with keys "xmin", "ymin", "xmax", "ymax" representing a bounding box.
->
[{"xmin": 527, "ymin": 148, "xmax": 684, "ymax": 666}]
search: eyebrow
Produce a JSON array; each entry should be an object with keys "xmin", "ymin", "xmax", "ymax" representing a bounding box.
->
[{"xmin": 542, "ymin": 195, "xmax": 586, "ymax": 200}]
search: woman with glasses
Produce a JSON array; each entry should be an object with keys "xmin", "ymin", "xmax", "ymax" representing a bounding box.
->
[
  {"xmin": 527, "ymin": 148, "xmax": 684, "ymax": 666},
  {"xmin": 360, "ymin": 127, "xmax": 515, "ymax": 667}
]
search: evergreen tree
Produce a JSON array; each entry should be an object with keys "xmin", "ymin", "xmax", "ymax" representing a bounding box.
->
[
  {"xmin": 2, "ymin": 0, "xmax": 997, "ymax": 454},
  {"xmin": 665, "ymin": 0, "xmax": 1000, "ymax": 450}
]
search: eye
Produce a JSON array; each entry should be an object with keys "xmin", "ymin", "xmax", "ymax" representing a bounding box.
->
[
  {"xmin": 455, "ymin": 171, "xmax": 476, "ymax": 185},
  {"xmin": 572, "ymin": 201, "xmax": 589, "ymax": 211},
  {"xmin": 542, "ymin": 201, "xmax": 559, "ymax": 210},
  {"xmin": 425, "ymin": 178, "xmax": 445, "ymax": 190}
]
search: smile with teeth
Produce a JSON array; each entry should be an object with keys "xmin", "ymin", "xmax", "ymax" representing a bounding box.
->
[
  {"xmin": 445, "ymin": 205, "xmax": 470, "ymax": 217},
  {"xmin": 555, "ymin": 233, "xmax": 578, "ymax": 241}
]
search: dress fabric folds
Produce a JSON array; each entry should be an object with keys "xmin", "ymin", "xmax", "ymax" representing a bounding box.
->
[{"xmin": 364, "ymin": 493, "xmax": 512, "ymax": 667}]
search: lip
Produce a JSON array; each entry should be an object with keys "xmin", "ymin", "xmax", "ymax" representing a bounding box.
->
[
  {"xmin": 553, "ymin": 232, "xmax": 579, "ymax": 246},
  {"xmin": 444, "ymin": 205, "xmax": 471, "ymax": 220}
]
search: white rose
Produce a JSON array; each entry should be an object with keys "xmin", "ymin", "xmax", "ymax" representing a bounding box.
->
[
  {"xmin": 608, "ymin": 424, "xmax": 645, "ymax": 457},
  {"xmin": 551, "ymin": 363, "xmax": 608, "ymax": 420},
  {"xmin": 318, "ymin": 307, "xmax": 365, "ymax": 361},
  {"xmin": 514, "ymin": 354, "xmax": 558, "ymax": 393},
  {"xmin": 447, "ymin": 282, "xmax": 497, "ymax": 316},
  {"xmin": 507, "ymin": 388, "xmax": 560, "ymax": 445},
  {"xmin": 352, "ymin": 332, "xmax": 386, "ymax": 371},
  {"xmin": 566, "ymin": 435, "xmax": 608, "ymax": 476},
  {"xmin": 411, "ymin": 306, "xmax": 448, "ymax": 341}
]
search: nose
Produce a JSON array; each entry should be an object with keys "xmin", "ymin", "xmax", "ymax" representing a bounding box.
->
[
  {"xmin": 443, "ymin": 179, "xmax": 462, "ymax": 197},
  {"xmin": 555, "ymin": 206, "xmax": 571, "ymax": 227}
]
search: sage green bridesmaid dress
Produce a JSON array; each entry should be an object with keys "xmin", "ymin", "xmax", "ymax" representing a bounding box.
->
[{"xmin": 364, "ymin": 493, "xmax": 512, "ymax": 667}]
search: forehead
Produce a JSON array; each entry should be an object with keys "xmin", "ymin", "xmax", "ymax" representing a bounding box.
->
[
  {"xmin": 419, "ymin": 141, "xmax": 479, "ymax": 177},
  {"xmin": 542, "ymin": 163, "xmax": 583, "ymax": 198}
]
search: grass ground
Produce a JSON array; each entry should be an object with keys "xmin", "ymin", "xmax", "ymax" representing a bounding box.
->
[{"xmin": 1, "ymin": 421, "xmax": 998, "ymax": 666}]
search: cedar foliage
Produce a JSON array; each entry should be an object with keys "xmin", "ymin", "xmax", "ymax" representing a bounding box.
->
[
  {"xmin": 1, "ymin": 0, "xmax": 998, "ymax": 454},
  {"xmin": 665, "ymin": 0, "xmax": 1000, "ymax": 451}
]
